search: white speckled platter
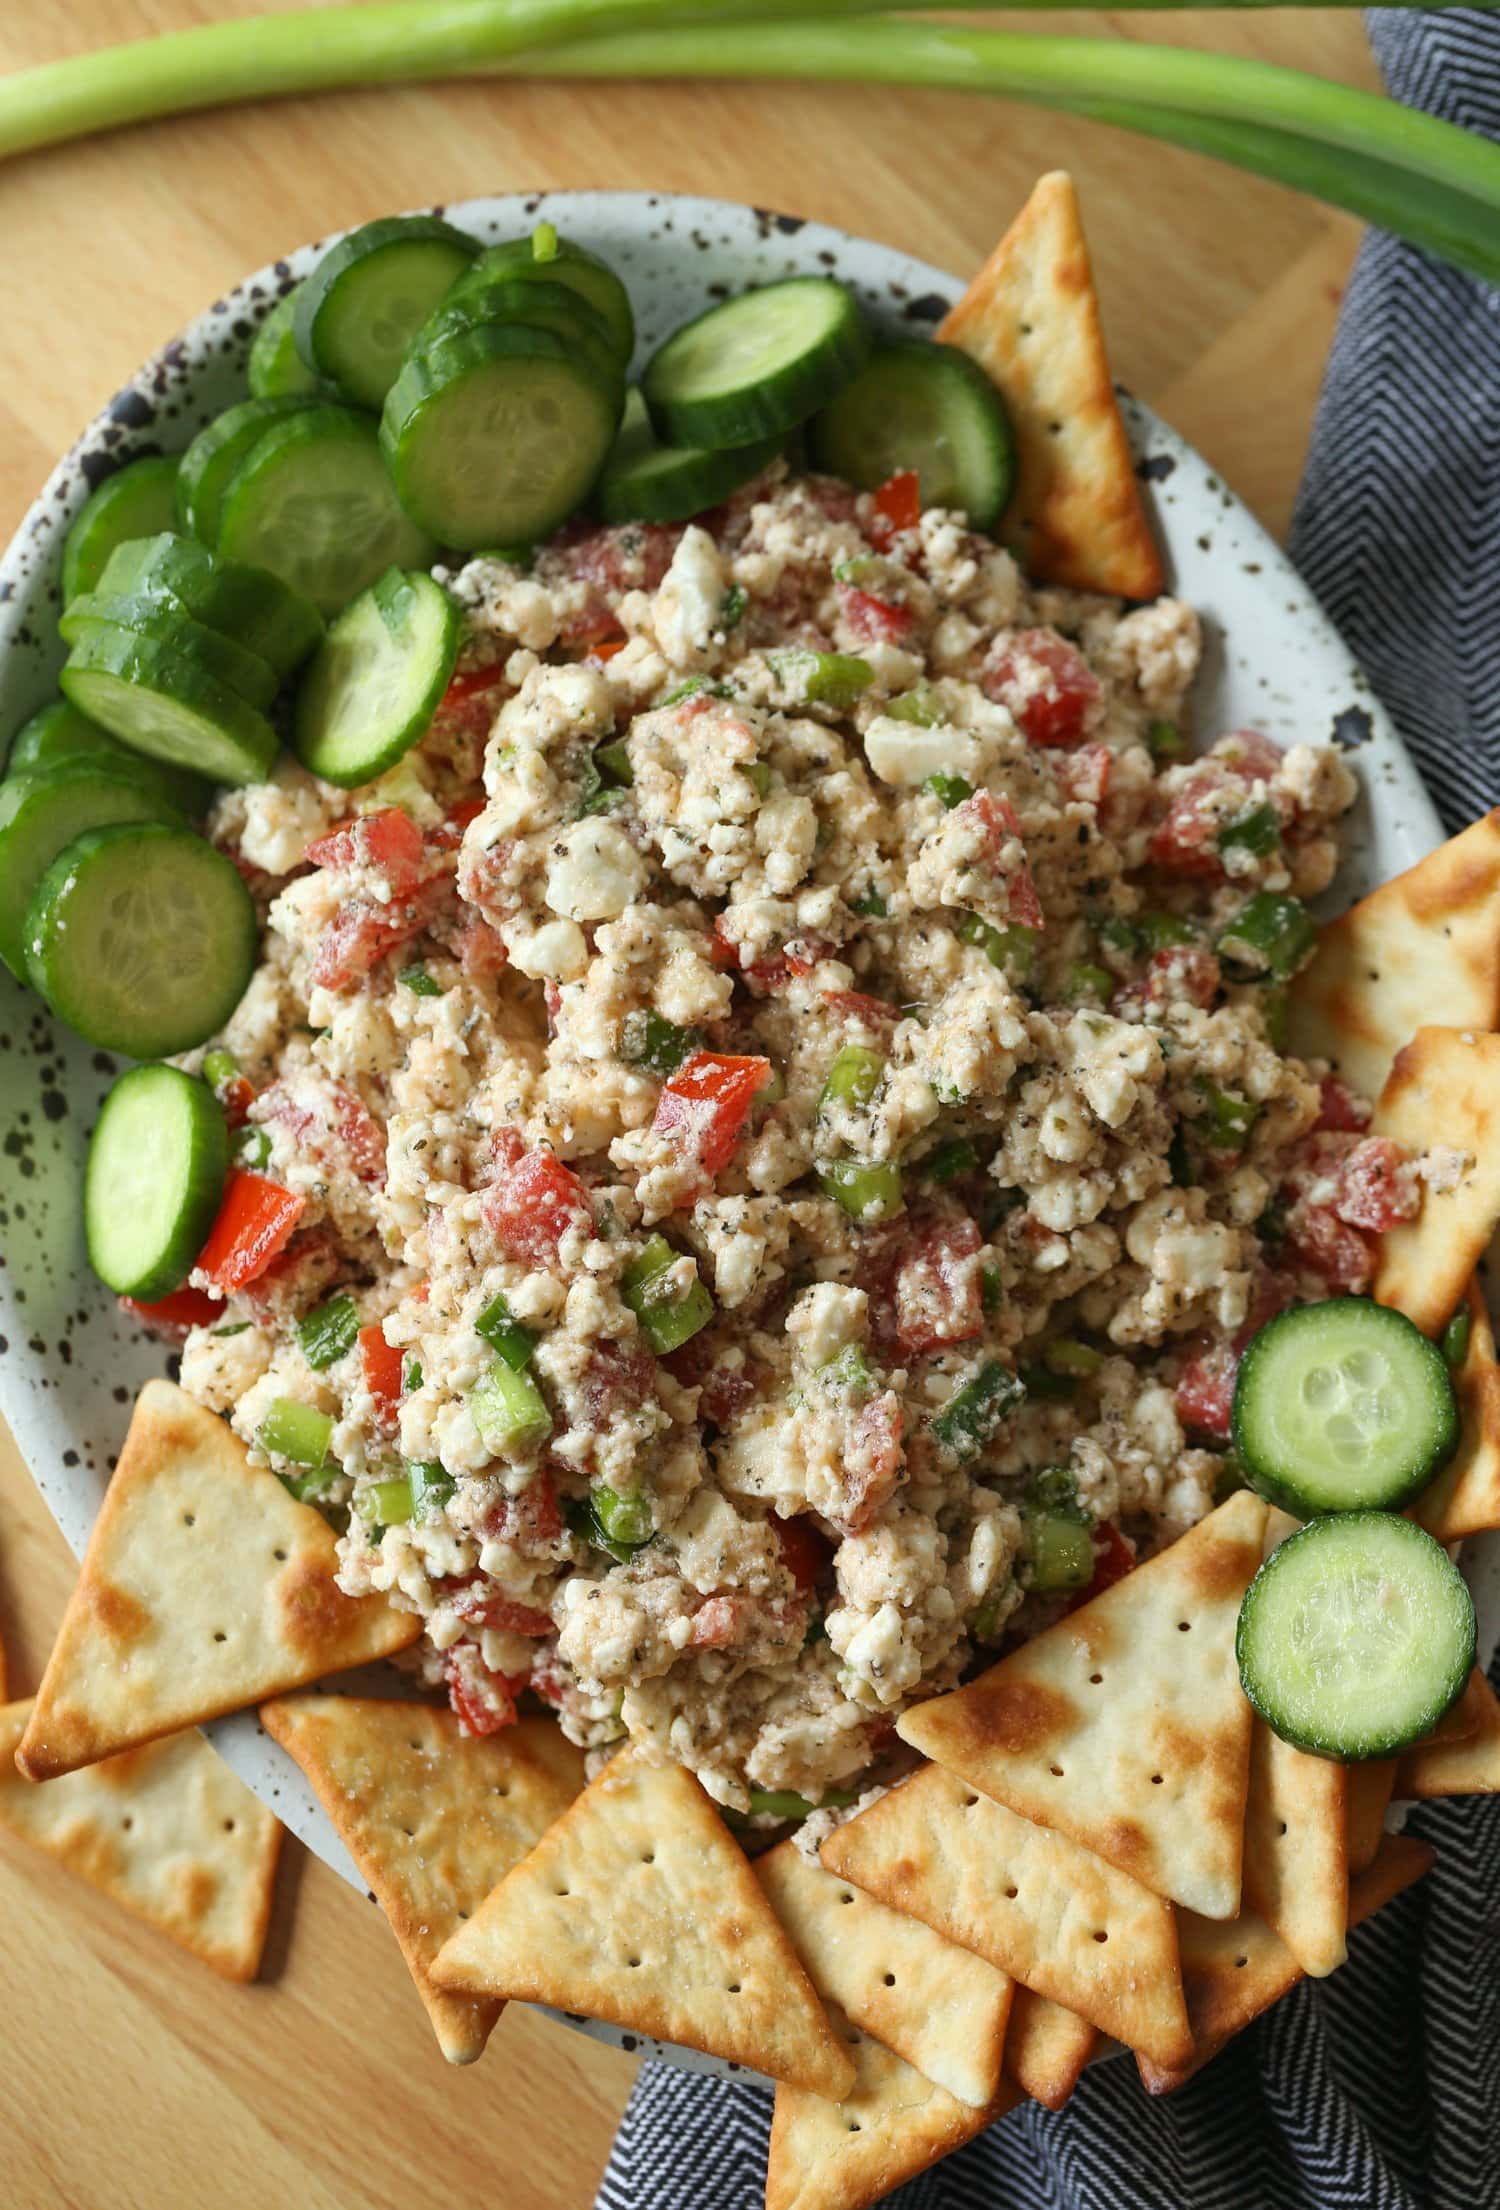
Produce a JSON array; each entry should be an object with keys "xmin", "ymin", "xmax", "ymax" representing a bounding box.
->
[{"xmin": 0, "ymin": 191, "xmax": 1487, "ymax": 2080}]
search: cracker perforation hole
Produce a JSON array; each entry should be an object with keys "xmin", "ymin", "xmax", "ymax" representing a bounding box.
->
[
  {"xmin": 182, "ymin": 1512, "xmax": 195, "ymax": 1527},
  {"xmin": 882, "ymin": 1972, "xmax": 895, "ymax": 1987},
  {"xmin": 1177, "ymin": 1621, "xmax": 1191, "ymax": 1633},
  {"xmin": 962, "ymin": 1793, "xmax": 979, "ymax": 1809},
  {"xmin": 1089, "ymin": 1673, "xmax": 1103, "ymax": 1686},
  {"xmin": 273, "ymin": 1547, "xmax": 287, "ymax": 1561},
  {"xmin": 1092, "ymin": 1930, "xmax": 1108, "ymax": 1944},
  {"xmin": 1150, "ymin": 1773, "xmax": 1164, "ymax": 1786},
  {"xmin": 1048, "ymin": 1764, "xmax": 1064, "ymax": 1778},
  {"xmin": 1003, "ymin": 1885, "xmax": 1019, "ymax": 1901},
  {"xmin": 213, "ymin": 1630, "xmax": 227, "ymax": 1643}
]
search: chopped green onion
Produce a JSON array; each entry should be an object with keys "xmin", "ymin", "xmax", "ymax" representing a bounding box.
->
[
  {"xmin": 957, "ymin": 911, "xmax": 1036, "ymax": 976},
  {"xmin": 1136, "ymin": 911, "xmax": 1196, "ymax": 952},
  {"xmin": 233, "ymin": 1125, "xmax": 272, "ymax": 1170},
  {"xmin": 621, "ymin": 1233, "xmax": 715, "ymax": 1355},
  {"xmin": 817, "ymin": 1158, "xmax": 904, "ymax": 1223},
  {"xmin": 738, "ymin": 759, "xmax": 772, "ymax": 798},
  {"xmin": 1146, "ymin": 718, "xmax": 1184, "ymax": 760},
  {"xmin": 921, "ymin": 1136, "xmax": 978, "ymax": 1184},
  {"xmin": 1065, "ymin": 960, "xmax": 1113, "ymax": 1004},
  {"xmin": 850, "ymin": 886, "xmax": 888, "ymax": 918},
  {"xmin": 1028, "ymin": 1464, "xmax": 1084, "ymax": 1516},
  {"xmin": 404, "ymin": 1355, "xmax": 423, "ymax": 1392},
  {"xmin": 408, "ymin": 1459, "xmax": 455, "ymax": 1514},
  {"xmin": 820, "ymin": 1044, "xmax": 884, "ymax": 1112},
  {"xmin": 356, "ymin": 1473, "xmax": 416, "ymax": 1527},
  {"xmin": 720, "ymin": 582, "xmax": 747, "ymax": 630},
  {"xmin": 766, "ymin": 648, "xmax": 872, "ymax": 709},
  {"xmin": 202, "ymin": 1047, "xmax": 240, "ymax": 1094},
  {"xmin": 659, "ymin": 676, "xmax": 731, "ymax": 706},
  {"xmin": 470, "ymin": 1358, "xmax": 551, "ymax": 1453},
  {"xmin": 884, "ymin": 687, "xmax": 943, "ymax": 727},
  {"xmin": 1442, "ymin": 1306, "xmax": 1472, "ymax": 1372},
  {"xmin": 594, "ymin": 738, "xmax": 635, "ymax": 786},
  {"xmin": 743, "ymin": 1786, "xmax": 859, "ymax": 1821},
  {"xmin": 980, "ymin": 1265, "xmax": 1002, "ymax": 1315},
  {"xmin": 1216, "ymin": 891, "xmax": 1318, "ymax": 981},
  {"xmin": 969, "ymin": 1594, "xmax": 1009, "ymax": 1643},
  {"xmin": 567, "ymin": 1490, "xmax": 649, "ymax": 1565},
  {"xmin": 280, "ymin": 1463, "xmax": 338, "ymax": 1504},
  {"xmin": 297, "ymin": 1292, "xmax": 360, "ymax": 1371},
  {"xmin": 1025, "ymin": 1513, "xmax": 1096, "ymax": 1591},
  {"xmin": 399, "ymin": 963, "xmax": 443, "ymax": 997},
  {"xmin": 930, "ymin": 1359, "xmax": 1026, "ymax": 1462},
  {"xmin": 1096, "ymin": 916, "xmax": 1140, "ymax": 958},
  {"xmin": 1217, "ymin": 801, "xmax": 1281, "ymax": 858},
  {"xmin": 1043, "ymin": 1338, "xmax": 1104, "ymax": 1378},
  {"xmin": 1194, "ymin": 1078, "xmax": 1259, "ymax": 1149},
  {"xmin": 475, "ymin": 1291, "xmax": 538, "ymax": 1371},
  {"xmin": 621, "ymin": 1007, "xmax": 700, "ymax": 1076},
  {"xmin": 818, "ymin": 1343, "xmax": 872, "ymax": 1390},
  {"xmin": 1019, "ymin": 1363, "xmax": 1074, "ymax": 1402},
  {"xmin": 531, "ymin": 220, "xmax": 559, "ymax": 262},
  {"xmin": 258, "ymin": 1397, "xmax": 334, "ymax": 1468},
  {"xmin": 594, "ymin": 1481, "xmax": 654, "ymax": 1547},
  {"xmin": 211, "ymin": 1320, "xmax": 251, "ymax": 1338},
  {"xmin": 923, "ymin": 771, "xmax": 973, "ymax": 809},
  {"xmin": 1261, "ymin": 984, "xmax": 1288, "ymax": 1049},
  {"xmin": 834, "ymin": 554, "xmax": 884, "ymax": 586}
]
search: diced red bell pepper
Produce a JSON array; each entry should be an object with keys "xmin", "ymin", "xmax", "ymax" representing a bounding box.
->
[
  {"xmin": 311, "ymin": 877, "xmax": 448, "ymax": 991},
  {"xmin": 1144, "ymin": 945, "xmax": 1221, "ymax": 1011},
  {"xmin": 688, "ymin": 1593, "xmax": 755, "ymax": 1648},
  {"xmin": 774, "ymin": 1515, "xmax": 830, "ymax": 1593},
  {"xmin": 823, "ymin": 989, "xmax": 899, "ymax": 1029},
  {"xmin": 882, "ymin": 1214, "xmax": 984, "ymax": 1359},
  {"xmin": 838, "ymin": 583, "xmax": 913, "ymax": 645},
  {"xmin": 1066, "ymin": 1522, "xmax": 1136, "ymax": 1612},
  {"xmin": 652, "ymin": 1050, "xmax": 772, "ymax": 1176},
  {"xmin": 870, "ymin": 468, "xmax": 922, "ymax": 547},
  {"xmin": 1334, "ymin": 1138, "xmax": 1421, "ymax": 1232},
  {"xmin": 836, "ymin": 1394, "xmax": 905, "ymax": 1535},
  {"xmin": 1054, "ymin": 743, "xmax": 1113, "ymax": 809},
  {"xmin": 588, "ymin": 636, "xmax": 629, "ymax": 663},
  {"xmin": 196, "ymin": 1171, "xmax": 305, "ymax": 1294},
  {"xmin": 983, "ymin": 629, "xmax": 1101, "ymax": 749},
  {"xmin": 1315, "ymin": 1075, "xmax": 1371, "ymax": 1134},
  {"xmin": 1283, "ymin": 1200, "xmax": 1373, "ymax": 1293},
  {"xmin": 1175, "ymin": 1347, "xmax": 1236, "ymax": 1441},
  {"xmin": 442, "ymin": 664, "xmax": 512, "ymax": 709},
  {"xmin": 445, "ymin": 1573, "xmax": 555, "ymax": 1636},
  {"xmin": 118, "ymin": 1285, "xmax": 226, "ymax": 1337},
  {"xmin": 482, "ymin": 1144, "xmax": 594, "ymax": 1264},
  {"xmin": 306, "ymin": 807, "xmax": 427, "ymax": 895},
  {"xmin": 481, "ymin": 1466, "xmax": 564, "ymax": 1546},
  {"xmin": 427, "ymin": 795, "xmax": 487, "ymax": 853},
  {"xmin": 961, "ymin": 790, "xmax": 1044, "ymax": 931},
  {"xmin": 359, "ymin": 1322, "xmax": 405, "ymax": 1429},
  {"xmin": 443, "ymin": 1643, "xmax": 522, "ymax": 1736}
]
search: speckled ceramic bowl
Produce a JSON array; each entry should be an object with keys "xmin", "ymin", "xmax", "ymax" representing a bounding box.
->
[{"xmin": 0, "ymin": 192, "xmax": 1487, "ymax": 2077}]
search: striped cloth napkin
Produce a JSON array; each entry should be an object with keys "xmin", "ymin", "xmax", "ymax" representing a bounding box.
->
[{"xmin": 597, "ymin": 12, "xmax": 1500, "ymax": 2205}]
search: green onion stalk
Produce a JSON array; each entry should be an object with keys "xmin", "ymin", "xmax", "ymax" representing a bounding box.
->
[{"xmin": 1, "ymin": 6, "xmax": 1499, "ymax": 289}]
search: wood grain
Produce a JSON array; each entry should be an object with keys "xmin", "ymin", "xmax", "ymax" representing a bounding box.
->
[{"xmin": 0, "ymin": 5, "xmax": 1377, "ymax": 2202}]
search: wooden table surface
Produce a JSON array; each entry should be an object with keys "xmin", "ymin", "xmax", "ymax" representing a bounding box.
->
[{"xmin": 0, "ymin": 7, "xmax": 1380, "ymax": 2204}]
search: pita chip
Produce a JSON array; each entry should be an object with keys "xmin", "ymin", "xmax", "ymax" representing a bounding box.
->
[
  {"xmin": 821, "ymin": 1761, "xmax": 1190, "ymax": 2069},
  {"xmin": 1372, "ymin": 1028, "xmax": 1500, "ymax": 1337},
  {"xmin": 1396, "ymin": 1667, "xmax": 1500, "ymax": 1799},
  {"xmin": 766, "ymin": 2003, "xmax": 1018, "ymax": 2210},
  {"xmin": 261, "ymin": 1698, "xmax": 583, "ymax": 2063},
  {"xmin": 756, "ymin": 1837, "xmax": 1011, "ymax": 2108},
  {"xmin": 1004, "ymin": 1989, "xmax": 1098, "ymax": 2110},
  {"xmin": 17, "ymin": 1381, "xmax": 420, "ymax": 1781},
  {"xmin": 937, "ymin": 171, "xmax": 1162, "ymax": 600},
  {"xmin": 1414, "ymin": 1280, "xmax": 1500, "ymax": 1541},
  {"xmin": 1138, "ymin": 1835, "xmax": 1434, "ymax": 2094},
  {"xmin": 898, "ymin": 1490, "xmax": 1267, "ymax": 1919},
  {"xmin": 430, "ymin": 1745, "xmax": 853, "ymax": 2096},
  {"xmin": 1242, "ymin": 1509, "xmax": 1348, "ymax": 1979},
  {"xmin": 0, "ymin": 1698, "xmax": 280, "ymax": 1980},
  {"xmin": 1345, "ymin": 1760, "xmax": 1396, "ymax": 1877}
]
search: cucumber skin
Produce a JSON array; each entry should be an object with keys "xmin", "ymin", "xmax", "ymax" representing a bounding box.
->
[
  {"xmin": 177, "ymin": 395, "xmax": 323, "ymax": 547},
  {"xmin": 808, "ymin": 344, "xmax": 1017, "ymax": 531},
  {"xmin": 643, "ymin": 279, "xmax": 871, "ymax": 450},
  {"xmin": 293, "ymin": 566, "xmax": 461, "ymax": 788},
  {"xmin": 412, "ymin": 279, "xmax": 619, "ymax": 389},
  {"xmin": 6, "ymin": 699, "xmax": 211, "ymax": 816},
  {"xmin": 457, "ymin": 237, "xmax": 635, "ymax": 366},
  {"xmin": 294, "ymin": 214, "xmax": 480, "ymax": 408},
  {"xmin": 85, "ymin": 1064, "xmax": 228, "ymax": 1300},
  {"xmin": 0, "ymin": 763, "xmax": 185, "ymax": 981},
  {"xmin": 1236, "ymin": 1513, "xmax": 1475, "ymax": 1760},
  {"xmin": 249, "ymin": 289, "xmax": 334, "ymax": 401},
  {"xmin": 99, "ymin": 533, "xmax": 324, "ymax": 678},
  {"xmin": 61, "ymin": 596, "xmax": 281, "ymax": 712},
  {"xmin": 1230, "ymin": 1297, "xmax": 1459, "ymax": 1519},
  {"xmin": 61, "ymin": 454, "xmax": 183, "ymax": 605},
  {"xmin": 598, "ymin": 430, "xmax": 781, "ymax": 527},
  {"xmin": 60, "ymin": 630, "xmax": 279, "ymax": 788}
]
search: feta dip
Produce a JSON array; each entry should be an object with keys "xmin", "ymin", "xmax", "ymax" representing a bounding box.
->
[{"xmin": 176, "ymin": 463, "xmax": 1416, "ymax": 1812}]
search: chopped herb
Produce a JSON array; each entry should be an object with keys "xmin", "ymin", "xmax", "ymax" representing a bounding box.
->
[
  {"xmin": 957, "ymin": 911, "xmax": 1037, "ymax": 976},
  {"xmin": 720, "ymin": 581, "xmax": 747, "ymax": 630},
  {"xmin": 297, "ymin": 1292, "xmax": 360, "ymax": 1371},
  {"xmin": 850, "ymin": 886, "xmax": 888, "ymax": 918},
  {"xmin": 621, "ymin": 1007, "xmax": 701, "ymax": 1076},
  {"xmin": 403, "ymin": 1355, "xmax": 424, "ymax": 1392},
  {"xmin": 921, "ymin": 1136, "xmax": 979, "ymax": 1184},
  {"xmin": 980, "ymin": 1264, "xmax": 1003, "ymax": 1314},
  {"xmin": 923, "ymin": 771, "xmax": 973, "ymax": 809},
  {"xmin": 211, "ymin": 1320, "xmax": 251, "ymax": 1338},
  {"xmin": 931, "ymin": 1360, "xmax": 1026, "ymax": 1462},
  {"xmin": 1217, "ymin": 891, "xmax": 1318, "ymax": 981},
  {"xmin": 1147, "ymin": 718, "xmax": 1185, "ymax": 759},
  {"xmin": 475, "ymin": 1291, "xmax": 538, "ymax": 1371},
  {"xmin": 399, "ymin": 964, "xmax": 443, "ymax": 997},
  {"xmin": 1195, "ymin": 1078, "xmax": 1259, "ymax": 1149},
  {"xmin": 1217, "ymin": 801, "xmax": 1281, "ymax": 858},
  {"xmin": 659, "ymin": 676, "xmax": 731, "ymax": 707}
]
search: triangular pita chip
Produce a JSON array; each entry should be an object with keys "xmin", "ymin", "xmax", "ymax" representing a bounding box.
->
[
  {"xmin": 756, "ymin": 1837, "xmax": 1011, "ymax": 2108},
  {"xmin": 1345, "ymin": 1760, "xmax": 1396, "ymax": 1877},
  {"xmin": 766, "ymin": 2003, "xmax": 1018, "ymax": 2210},
  {"xmin": 1414, "ymin": 1279, "xmax": 1500, "ymax": 1541},
  {"xmin": 898, "ymin": 1490, "xmax": 1266, "ymax": 1918},
  {"xmin": 430, "ymin": 1745, "xmax": 853, "ymax": 2095},
  {"xmin": 1287, "ymin": 809, "xmax": 1500, "ymax": 1102},
  {"xmin": 1242, "ymin": 1509, "xmax": 1348, "ymax": 1978},
  {"xmin": 1137, "ymin": 1834, "xmax": 1434, "ymax": 2094},
  {"xmin": 261, "ymin": 1698, "xmax": 583, "ymax": 2063},
  {"xmin": 0, "ymin": 1698, "xmax": 280, "ymax": 1979},
  {"xmin": 1395, "ymin": 1667, "xmax": 1500, "ymax": 1799},
  {"xmin": 821, "ymin": 1761, "xmax": 1190, "ymax": 2068},
  {"xmin": 17, "ymin": 1381, "xmax": 420, "ymax": 1780},
  {"xmin": 1003, "ymin": 1989, "xmax": 1098, "ymax": 2109},
  {"xmin": 937, "ymin": 171, "xmax": 1162, "ymax": 600},
  {"xmin": 1372, "ymin": 1028, "xmax": 1500, "ymax": 1337}
]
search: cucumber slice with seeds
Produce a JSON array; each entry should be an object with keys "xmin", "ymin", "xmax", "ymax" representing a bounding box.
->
[
  {"xmin": 295, "ymin": 214, "xmax": 479, "ymax": 410},
  {"xmin": 61, "ymin": 595, "xmax": 280, "ymax": 710},
  {"xmin": 177, "ymin": 395, "xmax": 322, "ymax": 547},
  {"xmin": 61, "ymin": 628, "xmax": 278, "ymax": 787},
  {"xmin": 1237, "ymin": 1513, "xmax": 1475, "ymax": 1759},
  {"xmin": 99, "ymin": 534, "xmax": 323, "ymax": 676},
  {"xmin": 0, "ymin": 763, "xmax": 184, "ymax": 981},
  {"xmin": 61, "ymin": 454, "xmax": 182, "ymax": 604},
  {"xmin": 808, "ymin": 343, "xmax": 1016, "ymax": 531},
  {"xmin": 24, "ymin": 821, "xmax": 257, "ymax": 1057},
  {"xmin": 248, "ymin": 288, "xmax": 333, "ymax": 400},
  {"xmin": 1231, "ymin": 1298, "xmax": 1458, "ymax": 1517},
  {"xmin": 381, "ymin": 325, "xmax": 622, "ymax": 550},
  {"xmin": 643, "ymin": 278, "xmax": 870, "ymax": 449},
  {"xmin": 216, "ymin": 406, "xmax": 437, "ymax": 616},
  {"xmin": 294, "ymin": 567, "xmax": 460, "ymax": 788},
  {"xmin": 456, "ymin": 233, "xmax": 634, "ymax": 367},
  {"xmin": 85, "ymin": 1064, "xmax": 228, "ymax": 1299},
  {"xmin": 6, "ymin": 699, "xmax": 211, "ymax": 816}
]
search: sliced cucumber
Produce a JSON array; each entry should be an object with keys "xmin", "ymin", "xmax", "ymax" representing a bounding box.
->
[
  {"xmin": 99, "ymin": 533, "xmax": 324, "ymax": 677},
  {"xmin": 61, "ymin": 595, "xmax": 280, "ymax": 710},
  {"xmin": 381, "ymin": 325, "xmax": 622, "ymax": 550},
  {"xmin": 456, "ymin": 232, "xmax": 634, "ymax": 367},
  {"xmin": 248, "ymin": 288, "xmax": 332, "ymax": 400},
  {"xmin": 85, "ymin": 1064, "xmax": 228, "ymax": 1298},
  {"xmin": 177, "ymin": 395, "xmax": 322, "ymax": 547},
  {"xmin": 6, "ymin": 698, "xmax": 212, "ymax": 817},
  {"xmin": 598, "ymin": 388, "xmax": 780, "ymax": 525},
  {"xmin": 414, "ymin": 276, "xmax": 619, "ymax": 383},
  {"xmin": 216, "ymin": 405, "xmax": 438, "ymax": 616},
  {"xmin": 294, "ymin": 214, "xmax": 479, "ymax": 409},
  {"xmin": 294, "ymin": 567, "xmax": 460, "ymax": 788},
  {"xmin": 25, "ymin": 821, "xmax": 257, "ymax": 1057},
  {"xmin": 643, "ymin": 279, "xmax": 870, "ymax": 450},
  {"xmin": 0, "ymin": 763, "xmax": 183, "ymax": 980},
  {"xmin": 1232, "ymin": 1298, "xmax": 1458, "ymax": 1516},
  {"xmin": 1237, "ymin": 1513, "xmax": 1475, "ymax": 1759},
  {"xmin": 61, "ymin": 454, "xmax": 182, "ymax": 604},
  {"xmin": 60, "ymin": 628, "xmax": 278, "ymax": 787},
  {"xmin": 808, "ymin": 343, "xmax": 1016, "ymax": 531}
]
